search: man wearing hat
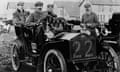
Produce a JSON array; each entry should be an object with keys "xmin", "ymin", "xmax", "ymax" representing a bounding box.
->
[
  {"xmin": 26, "ymin": 1, "xmax": 47, "ymax": 54},
  {"xmin": 47, "ymin": 4, "xmax": 57, "ymax": 17},
  {"xmin": 46, "ymin": 4, "xmax": 57, "ymax": 31},
  {"xmin": 26, "ymin": 1, "xmax": 46, "ymax": 23},
  {"xmin": 13, "ymin": 1, "xmax": 30, "ymax": 39},
  {"xmin": 82, "ymin": 3, "xmax": 99, "ymax": 26},
  {"xmin": 26, "ymin": 1, "xmax": 47, "ymax": 38},
  {"xmin": 81, "ymin": 3, "xmax": 99, "ymax": 36}
]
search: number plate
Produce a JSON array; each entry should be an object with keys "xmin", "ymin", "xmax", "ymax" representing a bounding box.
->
[{"xmin": 71, "ymin": 35, "xmax": 96, "ymax": 59}]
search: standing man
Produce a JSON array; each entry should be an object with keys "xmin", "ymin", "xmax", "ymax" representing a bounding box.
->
[
  {"xmin": 82, "ymin": 3, "xmax": 99, "ymax": 28},
  {"xmin": 13, "ymin": 1, "xmax": 29, "ymax": 39},
  {"xmin": 81, "ymin": 3, "xmax": 99, "ymax": 36}
]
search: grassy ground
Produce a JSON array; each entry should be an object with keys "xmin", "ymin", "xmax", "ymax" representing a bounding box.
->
[
  {"xmin": 0, "ymin": 26, "xmax": 120, "ymax": 72},
  {"xmin": 0, "ymin": 26, "xmax": 16, "ymax": 72}
]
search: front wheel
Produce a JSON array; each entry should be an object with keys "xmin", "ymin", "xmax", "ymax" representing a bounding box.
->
[
  {"xmin": 44, "ymin": 49, "xmax": 67, "ymax": 72},
  {"xmin": 11, "ymin": 45, "xmax": 21, "ymax": 71},
  {"xmin": 98, "ymin": 50, "xmax": 119, "ymax": 72}
]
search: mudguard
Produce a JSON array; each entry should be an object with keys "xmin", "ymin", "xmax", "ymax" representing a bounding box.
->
[
  {"xmin": 103, "ymin": 45, "xmax": 120, "ymax": 72},
  {"xmin": 11, "ymin": 39, "xmax": 26, "ymax": 56},
  {"xmin": 36, "ymin": 40, "xmax": 70, "ymax": 72}
]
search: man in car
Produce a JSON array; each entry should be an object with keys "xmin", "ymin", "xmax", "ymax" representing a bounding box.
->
[
  {"xmin": 26, "ymin": 1, "xmax": 47, "ymax": 53},
  {"xmin": 46, "ymin": 4, "xmax": 58, "ymax": 32},
  {"xmin": 82, "ymin": 3, "xmax": 99, "ymax": 28},
  {"xmin": 13, "ymin": 2, "xmax": 29, "ymax": 39},
  {"xmin": 26, "ymin": 1, "xmax": 46, "ymax": 34},
  {"xmin": 26, "ymin": 1, "xmax": 46, "ymax": 24},
  {"xmin": 81, "ymin": 3, "xmax": 99, "ymax": 36},
  {"xmin": 47, "ymin": 4, "xmax": 57, "ymax": 17}
]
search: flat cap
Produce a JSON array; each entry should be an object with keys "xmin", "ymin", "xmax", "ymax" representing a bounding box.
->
[
  {"xmin": 35, "ymin": 1, "xmax": 43, "ymax": 7},
  {"xmin": 17, "ymin": 2, "xmax": 24, "ymax": 6},
  {"xmin": 47, "ymin": 4, "xmax": 54, "ymax": 8},
  {"xmin": 84, "ymin": 3, "xmax": 91, "ymax": 8}
]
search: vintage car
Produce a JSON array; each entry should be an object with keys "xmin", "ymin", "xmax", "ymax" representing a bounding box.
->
[{"xmin": 7, "ymin": 15, "xmax": 120, "ymax": 72}]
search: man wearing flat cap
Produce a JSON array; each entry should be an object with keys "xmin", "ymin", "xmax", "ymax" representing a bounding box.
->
[
  {"xmin": 13, "ymin": 1, "xmax": 30, "ymax": 39},
  {"xmin": 46, "ymin": 4, "xmax": 57, "ymax": 31},
  {"xmin": 47, "ymin": 4, "xmax": 57, "ymax": 17},
  {"xmin": 26, "ymin": 1, "xmax": 46, "ymax": 23},
  {"xmin": 26, "ymin": 1, "xmax": 47, "ymax": 39},
  {"xmin": 26, "ymin": 1, "xmax": 47, "ymax": 52},
  {"xmin": 82, "ymin": 3, "xmax": 99, "ymax": 26}
]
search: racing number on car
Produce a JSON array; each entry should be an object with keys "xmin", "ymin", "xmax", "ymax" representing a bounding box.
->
[
  {"xmin": 85, "ymin": 40, "xmax": 93, "ymax": 57},
  {"xmin": 73, "ymin": 40, "xmax": 93, "ymax": 58},
  {"xmin": 73, "ymin": 41, "xmax": 81, "ymax": 58}
]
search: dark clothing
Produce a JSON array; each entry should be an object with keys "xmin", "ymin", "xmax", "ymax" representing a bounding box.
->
[
  {"xmin": 13, "ymin": 9, "xmax": 29, "ymax": 25},
  {"xmin": 82, "ymin": 12, "xmax": 99, "ymax": 24},
  {"xmin": 46, "ymin": 11, "xmax": 57, "ymax": 31},
  {"xmin": 82, "ymin": 12, "xmax": 99, "ymax": 37},
  {"xmin": 13, "ymin": 9, "xmax": 29, "ymax": 39},
  {"xmin": 26, "ymin": 11, "xmax": 56, "ymax": 31},
  {"xmin": 47, "ymin": 11, "xmax": 57, "ymax": 17},
  {"xmin": 26, "ymin": 11, "xmax": 47, "ymax": 23},
  {"xmin": 26, "ymin": 11, "xmax": 47, "ymax": 43}
]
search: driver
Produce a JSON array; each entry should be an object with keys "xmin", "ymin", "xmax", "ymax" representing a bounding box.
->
[
  {"xmin": 47, "ymin": 4, "xmax": 57, "ymax": 18},
  {"xmin": 26, "ymin": 1, "xmax": 46, "ymax": 24},
  {"xmin": 26, "ymin": 1, "xmax": 47, "ymax": 53},
  {"xmin": 26, "ymin": 1, "xmax": 47, "ymax": 39}
]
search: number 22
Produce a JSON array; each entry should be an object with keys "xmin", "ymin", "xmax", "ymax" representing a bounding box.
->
[
  {"xmin": 85, "ymin": 40, "xmax": 93, "ymax": 57},
  {"xmin": 73, "ymin": 41, "xmax": 81, "ymax": 58},
  {"xmin": 73, "ymin": 40, "xmax": 93, "ymax": 58}
]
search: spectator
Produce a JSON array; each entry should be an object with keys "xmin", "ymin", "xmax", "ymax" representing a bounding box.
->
[
  {"xmin": 82, "ymin": 3, "xmax": 99, "ymax": 27},
  {"xmin": 13, "ymin": 1, "xmax": 29, "ymax": 39}
]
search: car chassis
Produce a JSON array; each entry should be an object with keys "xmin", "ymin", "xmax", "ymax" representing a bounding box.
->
[{"xmin": 7, "ymin": 15, "xmax": 120, "ymax": 72}]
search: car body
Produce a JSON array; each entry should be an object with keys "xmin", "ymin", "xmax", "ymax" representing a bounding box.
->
[{"xmin": 10, "ymin": 16, "xmax": 120, "ymax": 72}]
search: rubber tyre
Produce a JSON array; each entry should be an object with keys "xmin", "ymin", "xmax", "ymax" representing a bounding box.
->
[
  {"xmin": 44, "ymin": 49, "xmax": 67, "ymax": 72},
  {"xmin": 11, "ymin": 45, "xmax": 21, "ymax": 71}
]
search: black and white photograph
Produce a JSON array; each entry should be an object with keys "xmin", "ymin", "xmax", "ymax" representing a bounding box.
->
[{"xmin": 0, "ymin": 0, "xmax": 120, "ymax": 72}]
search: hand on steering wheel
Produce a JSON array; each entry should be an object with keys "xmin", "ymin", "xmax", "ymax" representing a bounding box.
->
[
  {"xmin": 86, "ymin": 23, "xmax": 97, "ymax": 28},
  {"xmin": 24, "ymin": 23, "xmax": 41, "ymax": 28},
  {"xmin": 86, "ymin": 23, "xmax": 92, "ymax": 26}
]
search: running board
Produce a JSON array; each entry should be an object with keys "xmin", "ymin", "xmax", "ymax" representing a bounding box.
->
[{"xmin": 72, "ymin": 57, "xmax": 97, "ymax": 63}]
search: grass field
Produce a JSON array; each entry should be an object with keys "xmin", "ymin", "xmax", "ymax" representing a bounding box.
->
[
  {"xmin": 1, "ymin": 26, "xmax": 120, "ymax": 72},
  {"xmin": 0, "ymin": 26, "xmax": 16, "ymax": 72}
]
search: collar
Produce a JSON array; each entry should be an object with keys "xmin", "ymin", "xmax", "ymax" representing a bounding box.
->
[
  {"xmin": 17, "ymin": 9, "xmax": 25, "ymax": 13},
  {"xmin": 35, "ymin": 11, "xmax": 43, "ymax": 14}
]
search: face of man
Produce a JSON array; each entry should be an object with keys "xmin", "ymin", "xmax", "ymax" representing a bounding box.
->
[
  {"xmin": 47, "ymin": 6, "xmax": 53, "ymax": 12},
  {"xmin": 85, "ymin": 7, "xmax": 92, "ymax": 14},
  {"xmin": 35, "ymin": 6, "xmax": 43, "ymax": 13},
  {"xmin": 17, "ymin": 5, "xmax": 24, "ymax": 11}
]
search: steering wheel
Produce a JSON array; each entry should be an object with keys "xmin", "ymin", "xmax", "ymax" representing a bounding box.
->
[
  {"xmin": 42, "ymin": 15, "xmax": 56, "ymax": 24},
  {"xmin": 54, "ymin": 17, "xmax": 66, "ymax": 31},
  {"xmin": 86, "ymin": 23, "xmax": 98, "ymax": 28}
]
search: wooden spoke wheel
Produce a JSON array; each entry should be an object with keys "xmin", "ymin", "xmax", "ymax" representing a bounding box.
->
[
  {"xmin": 44, "ymin": 49, "xmax": 67, "ymax": 72},
  {"xmin": 98, "ymin": 51, "xmax": 117, "ymax": 72},
  {"xmin": 11, "ymin": 45, "xmax": 21, "ymax": 71}
]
